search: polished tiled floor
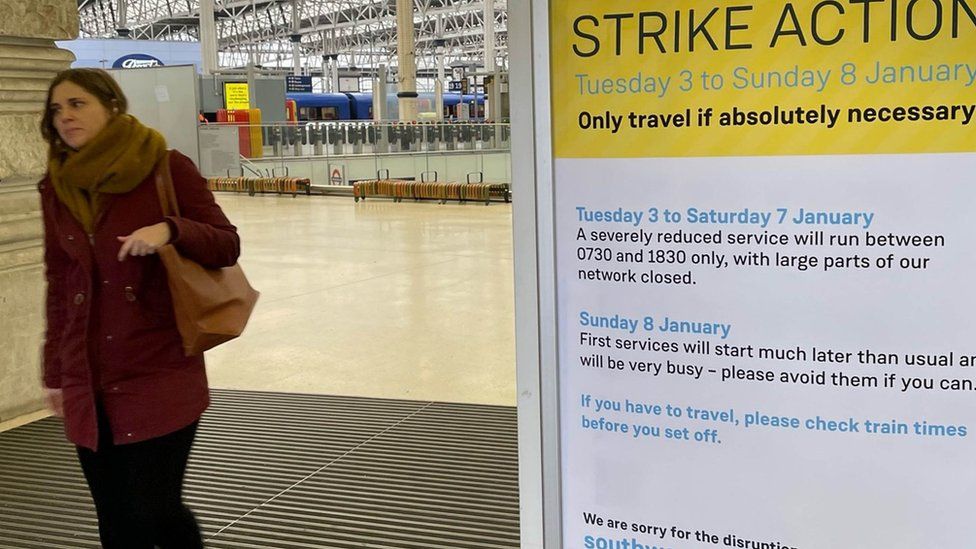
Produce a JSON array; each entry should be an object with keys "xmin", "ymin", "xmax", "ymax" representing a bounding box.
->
[{"xmin": 204, "ymin": 194, "xmax": 516, "ymax": 406}]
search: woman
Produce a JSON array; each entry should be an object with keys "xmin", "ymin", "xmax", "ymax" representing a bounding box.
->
[{"xmin": 39, "ymin": 68, "xmax": 239, "ymax": 548}]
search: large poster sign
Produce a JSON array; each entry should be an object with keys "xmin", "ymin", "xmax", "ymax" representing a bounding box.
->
[
  {"xmin": 551, "ymin": 2, "xmax": 976, "ymax": 548},
  {"xmin": 223, "ymin": 82, "xmax": 250, "ymax": 110}
]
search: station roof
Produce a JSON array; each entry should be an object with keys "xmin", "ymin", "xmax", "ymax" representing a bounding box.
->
[{"xmin": 76, "ymin": 0, "xmax": 508, "ymax": 75}]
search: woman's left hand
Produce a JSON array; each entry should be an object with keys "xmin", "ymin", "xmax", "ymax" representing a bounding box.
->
[{"xmin": 117, "ymin": 222, "xmax": 171, "ymax": 261}]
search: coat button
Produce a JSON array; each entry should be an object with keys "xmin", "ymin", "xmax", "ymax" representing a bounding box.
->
[
  {"xmin": 66, "ymin": 235, "xmax": 74, "ymax": 241},
  {"xmin": 73, "ymin": 293, "xmax": 85, "ymax": 305},
  {"xmin": 105, "ymin": 335, "xmax": 113, "ymax": 342},
  {"xmin": 124, "ymin": 286, "xmax": 136, "ymax": 302}
]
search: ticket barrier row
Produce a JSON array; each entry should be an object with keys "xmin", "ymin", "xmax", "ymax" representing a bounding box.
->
[{"xmin": 267, "ymin": 123, "xmax": 511, "ymax": 157}]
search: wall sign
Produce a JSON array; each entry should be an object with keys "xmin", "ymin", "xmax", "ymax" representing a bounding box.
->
[
  {"xmin": 112, "ymin": 53, "xmax": 164, "ymax": 69},
  {"xmin": 223, "ymin": 82, "xmax": 250, "ymax": 110},
  {"xmin": 338, "ymin": 77, "xmax": 360, "ymax": 92},
  {"xmin": 547, "ymin": 1, "xmax": 976, "ymax": 548},
  {"xmin": 286, "ymin": 75, "xmax": 313, "ymax": 93}
]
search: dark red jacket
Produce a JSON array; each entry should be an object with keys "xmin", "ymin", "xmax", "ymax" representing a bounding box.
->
[{"xmin": 40, "ymin": 150, "xmax": 240, "ymax": 450}]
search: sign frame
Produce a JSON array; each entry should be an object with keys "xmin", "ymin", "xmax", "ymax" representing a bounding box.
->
[
  {"xmin": 515, "ymin": 1, "xmax": 976, "ymax": 547},
  {"xmin": 511, "ymin": 1, "xmax": 561, "ymax": 548}
]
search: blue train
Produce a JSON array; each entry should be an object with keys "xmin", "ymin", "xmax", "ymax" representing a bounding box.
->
[{"xmin": 287, "ymin": 92, "xmax": 486, "ymax": 121}]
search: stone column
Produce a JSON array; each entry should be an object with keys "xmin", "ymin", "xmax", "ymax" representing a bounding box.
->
[
  {"xmin": 395, "ymin": 0, "xmax": 418, "ymax": 121},
  {"xmin": 291, "ymin": 0, "xmax": 302, "ymax": 76},
  {"xmin": 200, "ymin": 0, "xmax": 219, "ymax": 75},
  {"xmin": 0, "ymin": 0, "xmax": 77, "ymax": 423}
]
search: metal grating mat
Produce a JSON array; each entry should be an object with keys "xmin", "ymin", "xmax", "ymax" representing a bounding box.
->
[{"xmin": 0, "ymin": 389, "xmax": 520, "ymax": 549}]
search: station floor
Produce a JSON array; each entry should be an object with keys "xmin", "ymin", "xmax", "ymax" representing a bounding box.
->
[
  {"xmin": 0, "ymin": 193, "xmax": 520, "ymax": 548},
  {"xmin": 0, "ymin": 193, "xmax": 517, "ymax": 435},
  {"xmin": 204, "ymin": 193, "xmax": 516, "ymax": 406}
]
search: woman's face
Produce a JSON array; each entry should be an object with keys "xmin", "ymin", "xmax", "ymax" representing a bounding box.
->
[{"xmin": 49, "ymin": 81, "xmax": 113, "ymax": 150}]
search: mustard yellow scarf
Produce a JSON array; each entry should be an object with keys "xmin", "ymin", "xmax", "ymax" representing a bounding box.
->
[{"xmin": 48, "ymin": 114, "xmax": 168, "ymax": 233}]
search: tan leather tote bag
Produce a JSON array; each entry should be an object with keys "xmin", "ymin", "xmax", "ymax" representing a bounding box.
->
[{"xmin": 154, "ymin": 152, "xmax": 259, "ymax": 356}]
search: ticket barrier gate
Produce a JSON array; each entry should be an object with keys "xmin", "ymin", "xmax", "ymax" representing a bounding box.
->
[
  {"xmin": 481, "ymin": 125, "xmax": 496, "ymax": 149},
  {"xmin": 271, "ymin": 126, "xmax": 283, "ymax": 157},
  {"xmin": 326, "ymin": 124, "xmax": 345, "ymax": 155},
  {"xmin": 400, "ymin": 125, "xmax": 419, "ymax": 151},
  {"xmin": 270, "ymin": 126, "xmax": 303, "ymax": 157},
  {"xmin": 347, "ymin": 124, "xmax": 367, "ymax": 155},
  {"xmin": 423, "ymin": 124, "xmax": 439, "ymax": 152},
  {"xmin": 388, "ymin": 125, "xmax": 410, "ymax": 152},
  {"xmin": 384, "ymin": 124, "xmax": 418, "ymax": 152},
  {"xmin": 454, "ymin": 124, "xmax": 469, "ymax": 150},
  {"xmin": 272, "ymin": 126, "xmax": 298, "ymax": 156},
  {"xmin": 375, "ymin": 123, "xmax": 389, "ymax": 153},
  {"xmin": 270, "ymin": 122, "xmax": 507, "ymax": 157},
  {"xmin": 293, "ymin": 125, "xmax": 305, "ymax": 157},
  {"xmin": 366, "ymin": 125, "xmax": 377, "ymax": 153},
  {"xmin": 384, "ymin": 125, "xmax": 397, "ymax": 154},
  {"xmin": 443, "ymin": 124, "xmax": 457, "ymax": 151},
  {"xmin": 310, "ymin": 124, "xmax": 323, "ymax": 156}
]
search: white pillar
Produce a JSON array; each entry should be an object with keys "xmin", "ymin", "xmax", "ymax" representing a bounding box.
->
[
  {"xmin": 374, "ymin": 64, "xmax": 389, "ymax": 121},
  {"xmin": 291, "ymin": 0, "xmax": 302, "ymax": 75},
  {"xmin": 117, "ymin": 0, "xmax": 128, "ymax": 35},
  {"xmin": 434, "ymin": 16, "xmax": 445, "ymax": 121},
  {"xmin": 320, "ymin": 33, "xmax": 327, "ymax": 89},
  {"xmin": 483, "ymin": 0, "xmax": 496, "ymax": 119},
  {"xmin": 483, "ymin": 0, "xmax": 496, "ymax": 73},
  {"xmin": 331, "ymin": 58, "xmax": 340, "ymax": 93},
  {"xmin": 200, "ymin": 0, "xmax": 219, "ymax": 75},
  {"xmin": 246, "ymin": 62, "xmax": 256, "ymax": 109},
  {"xmin": 435, "ymin": 47, "xmax": 445, "ymax": 121},
  {"xmin": 490, "ymin": 68, "xmax": 503, "ymax": 122},
  {"xmin": 395, "ymin": 0, "xmax": 418, "ymax": 121},
  {"xmin": 328, "ymin": 30, "xmax": 339, "ymax": 93}
]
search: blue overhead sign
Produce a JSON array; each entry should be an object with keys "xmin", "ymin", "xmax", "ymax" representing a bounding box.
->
[
  {"xmin": 113, "ymin": 53, "xmax": 164, "ymax": 69},
  {"xmin": 286, "ymin": 75, "xmax": 313, "ymax": 93}
]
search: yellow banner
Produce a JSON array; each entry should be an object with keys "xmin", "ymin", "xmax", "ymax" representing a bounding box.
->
[
  {"xmin": 224, "ymin": 83, "xmax": 250, "ymax": 111},
  {"xmin": 551, "ymin": 0, "xmax": 976, "ymax": 158}
]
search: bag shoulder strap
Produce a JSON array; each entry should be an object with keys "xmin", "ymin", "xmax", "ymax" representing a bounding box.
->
[{"xmin": 154, "ymin": 150, "xmax": 181, "ymax": 218}]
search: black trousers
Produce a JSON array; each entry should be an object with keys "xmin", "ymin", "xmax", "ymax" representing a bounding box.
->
[{"xmin": 76, "ymin": 408, "xmax": 203, "ymax": 549}]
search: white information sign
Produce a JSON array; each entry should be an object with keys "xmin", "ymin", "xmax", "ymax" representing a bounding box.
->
[
  {"xmin": 197, "ymin": 125, "xmax": 241, "ymax": 178},
  {"xmin": 544, "ymin": 1, "xmax": 976, "ymax": 548}
]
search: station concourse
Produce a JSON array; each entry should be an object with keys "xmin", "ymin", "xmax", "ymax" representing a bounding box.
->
[{"xmin": 0, "ymin": 1, "xmax": 520, "ymax": 547}]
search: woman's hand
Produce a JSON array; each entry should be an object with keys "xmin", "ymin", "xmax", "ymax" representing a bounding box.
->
[
  {"xmin": 45, "ymin": 388, "xmax": 64, "ymax": 417},
  {"xmin": 117, "ymin": 222, "xmax": 171, "ymax": 261}
]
